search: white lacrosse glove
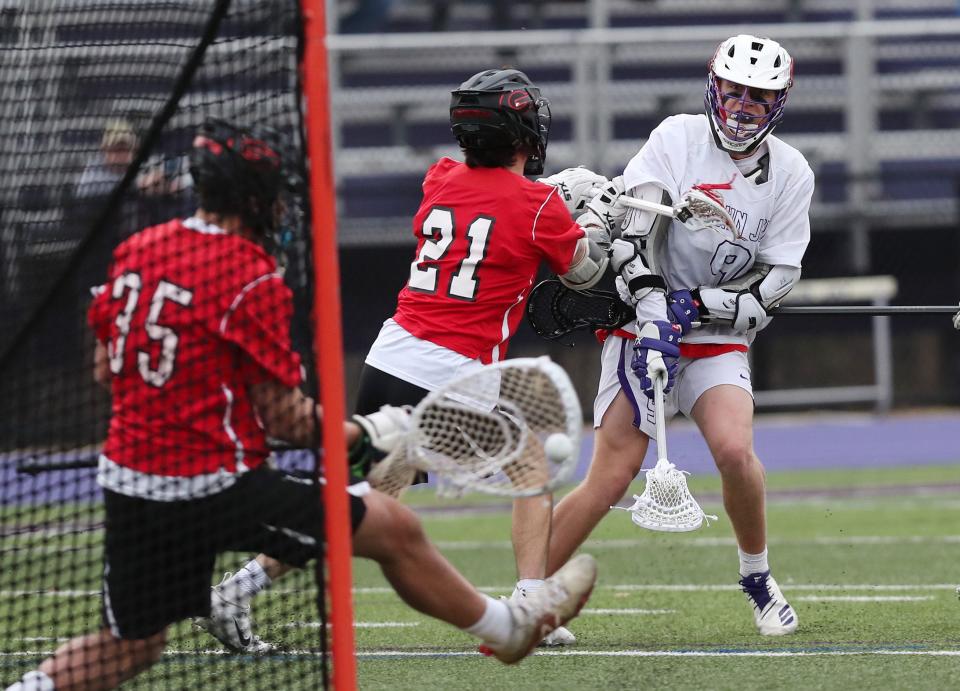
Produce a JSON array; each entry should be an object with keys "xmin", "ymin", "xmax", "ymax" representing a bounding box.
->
[
  {"xmin": 349, "ymin": 405, "xmax": 411, "ymax": 478},
  {"xmin": 675, "ymin": 186, "xmax": 738, "ymax": 237},
  {"xmin": 579, "ymin": 176, "xmax": 628, "ymax": 235},
  {"xmin": 609, "ymin": 238, "xmax": 664, "ymax": 306},
  {"xmin": 731, "ymin": 291, "xmax": 773, "ymax": 333},
  {"xmin": 537, "ymin": 166, "xmax": 609, "ymax": 217},
  {"xmin": 953, "ymin": 304, "xmax": 960, "ymax": 330},
  {"xmin": 353, "ymin": 405, "xmax": 410, "ymax": 453}
]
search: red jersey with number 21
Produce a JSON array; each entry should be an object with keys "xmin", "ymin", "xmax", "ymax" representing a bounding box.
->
[
  {"xmin": 393, "ymin": 158, "xmax": 583, "ymax": 363},
  {"xmin": 87, "ymin": 218, "xmax": 302, "ymax": 480}
]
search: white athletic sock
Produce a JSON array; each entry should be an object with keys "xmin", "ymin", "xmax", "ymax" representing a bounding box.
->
[
  {"xmin": 515, "ymin": 578, "xmax": 545, "ymax": 597},
  {"xmin": 463, "ymin": 594, "xmax": 514, "ymax": 646},
  {"xmin": 6, "ymin": 670, "xmax": 55, "ymax": 691},
  {"xmin": 227, "ymin": 560, "xmax": 272, "ymax": 603},
  {"xmin": 738, "ymin": 547, "xmax": 769, "ymax": 577}
]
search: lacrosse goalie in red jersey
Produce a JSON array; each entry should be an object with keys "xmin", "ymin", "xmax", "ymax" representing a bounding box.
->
[
  {"xmin": 208, "ymin": 68, "xmax": 616, "ymax": 651},
  {"xmin": 543, "ymin": 35, "xmax": 812, "ymax": 638},
  {"xmin": 7, "ymin": 119, "xmax": 600, "ymax": 691}
]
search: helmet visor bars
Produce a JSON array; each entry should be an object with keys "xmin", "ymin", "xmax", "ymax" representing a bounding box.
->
[{"xmin": 706, "ymin": 75, "xmax": 788, "ymax": 146}]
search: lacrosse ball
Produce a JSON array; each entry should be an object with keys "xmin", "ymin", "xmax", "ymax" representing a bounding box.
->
[{"xmin": 544, "ymin": 433, "xmax": 574, "ymax": 462}]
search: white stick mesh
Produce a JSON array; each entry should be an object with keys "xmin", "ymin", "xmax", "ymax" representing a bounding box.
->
[
  {"xmin": 405, "ymin": 357, "xmax": 581, "ymax": 497},
  {"xmin": 616, "ymin": 459, "xmax": 717, "ymax": 533}
]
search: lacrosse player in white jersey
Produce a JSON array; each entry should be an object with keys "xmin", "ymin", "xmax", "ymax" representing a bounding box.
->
[{"xmin": 543, "ymin": 34, "xmax": 813, "ymax": 636}]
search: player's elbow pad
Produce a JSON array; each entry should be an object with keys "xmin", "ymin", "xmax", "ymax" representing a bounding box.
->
[{"xmin": 559, "ymin": 236, "xmax": 609, "ymax": 291}]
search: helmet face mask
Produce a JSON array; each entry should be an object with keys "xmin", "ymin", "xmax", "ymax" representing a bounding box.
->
[
  {"xmin": 450, "ymin": 69, "xmax": 551, "ymax": 176},
  {"xmin": 704, "ymin": 35, "xmax": 793, "ymax": 155}
]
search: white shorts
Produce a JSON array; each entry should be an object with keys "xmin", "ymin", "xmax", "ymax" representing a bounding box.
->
[{"xmin": 593, "ymin": 336, "xmax": 753, "ymax": 438}]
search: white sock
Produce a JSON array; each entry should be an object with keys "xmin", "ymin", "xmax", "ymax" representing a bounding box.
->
[
  {"xmin": 738, "ymin": 547, "xmax": 769, "ymax": 577},
  {"xmin": 463, "ymin": 594, "xmax": 513, "ymax": 646},
  {"xmin": 515, "ymin": 578, "xmax": 544, "ymax": 597},
  {"xmin": 6, "ymin": 670, "xmax": 55, "ymax": 691},
  {"xmin": 227, "ymin": 560, "xmax": 272, "ymax": 603}
]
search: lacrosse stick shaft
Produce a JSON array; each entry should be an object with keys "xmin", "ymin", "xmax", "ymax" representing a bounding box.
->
[
  {"xmin": 653, "ymin": 372, "xmax": 668, "ymax": 462},
  {"xmin": 619, "ymin": 194, "xmax": 677, "ymax": 219},
  {"xmin": 772, "ymin": 305, "xmax": 958, "ymax": 316}
]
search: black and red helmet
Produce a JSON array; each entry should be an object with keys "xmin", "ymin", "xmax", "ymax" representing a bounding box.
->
[
  {"xmin": 450, "ymin": 68, "xmax": 551, "ymax": 176},
  {"xmin": 188, "ymin": 117, "xmax": 284, "ymax": 235}
]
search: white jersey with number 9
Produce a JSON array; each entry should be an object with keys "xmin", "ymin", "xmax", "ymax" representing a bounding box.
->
[{"xmin": 623, "ymin": 113, "xmax": 814, "ymax": 347}]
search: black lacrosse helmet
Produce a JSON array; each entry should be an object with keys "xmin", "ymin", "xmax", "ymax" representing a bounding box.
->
[
  {"xmin": 189, "ymin": 117, "xmax": 284, "ymax": 236},
  {"xmin": 450, "ymin": 68, "xmax": 552, "ymax": 176}
]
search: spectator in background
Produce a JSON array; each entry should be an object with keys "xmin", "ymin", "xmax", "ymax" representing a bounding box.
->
[{"xmin": 74, "ymin": 118, "xmax": 139, "ymax": 200}]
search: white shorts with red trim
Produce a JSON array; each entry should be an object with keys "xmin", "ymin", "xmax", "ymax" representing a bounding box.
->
[{"xmin": 593, "ymin": 335, "xmax": 754, "ymax": 437}]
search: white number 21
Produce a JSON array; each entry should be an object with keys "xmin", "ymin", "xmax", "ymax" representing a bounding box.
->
[{"xmin": 408, "ymin": 207, "xmax": 493, "ymax": 301}]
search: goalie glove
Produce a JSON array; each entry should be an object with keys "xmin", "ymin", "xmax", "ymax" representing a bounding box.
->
[
  {"xmin": 579, "ymin": 176, "xmax": 628, "ymax": 235},
  {"xmin": 537, "ymin": 166, "xmax": 609, "ymax": 218},
  {"xmin": 348, "ymin": 405, "xmax": 410, "ymax": 480}
]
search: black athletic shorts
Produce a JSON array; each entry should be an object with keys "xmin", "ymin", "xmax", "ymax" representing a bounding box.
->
[
  {"xmin": 101, "ymin": 466, "xmax": 367, "ymax": 640},
  {"xmin": 355, "ymin": 364, "xmax": 430, "ymax": 484}
]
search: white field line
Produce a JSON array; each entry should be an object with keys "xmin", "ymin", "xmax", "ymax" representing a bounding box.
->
[
  {"xmin": 794, "ymin": 596, "xmax": 935, "ymax": 602},
  {"xmin": 3, "ymin": 584, "xmax": 956, "ymax": 598},
  {"xmin": 282, "ymin": 621, "xmax": 420, "ymax": 628},
  {"xmin": 582, "ymin": 608, "xmax": 675, "ymax": 615},
  {"xmin": 5, "ymin": 649, "xmax": 960, "ymax": 659},
  {"xmin": 7, "ymin": 535, "xmax": 960, "ymax": 556},
  {"xmin": 433, "ymin": 535, "xmax": 960, "ymax": 550}
]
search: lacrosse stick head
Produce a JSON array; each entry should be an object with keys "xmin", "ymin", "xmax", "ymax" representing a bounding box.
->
[
  {"xmin": 676, "ymin": 187, "xmax": 739, "ymax": 239},
  {"xmin": 622, "ymin": 459, "xmax": 717, "ymax": 532},
  {"xmin": 405, "ymin": 357, "xmax": 582, "ymax": 497}
]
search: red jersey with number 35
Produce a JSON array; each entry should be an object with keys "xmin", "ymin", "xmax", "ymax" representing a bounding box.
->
[
  {"xmin": 393, "ymin": 158, "xmax": 583, "ymax": 363},
  {"xmin": 87, "ymin": 218, "xmax": 302, "ymax": 480}
]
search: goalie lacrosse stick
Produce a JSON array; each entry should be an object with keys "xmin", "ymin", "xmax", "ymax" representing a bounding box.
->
[
  {"xmin": 614, "ymin": 371, "xmax": 717, "ymax": 532},
  {"xmin": 401, "ymin": 356, "xmax": 583, "ymax": 498}
]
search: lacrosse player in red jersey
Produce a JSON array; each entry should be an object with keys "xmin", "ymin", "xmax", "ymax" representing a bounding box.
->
[
  {"xmin": 544, "ymin": 34, "xmax": 813, "ymax": 637},
  {"xmin": 6, "ymin": 119, "xmax": 600, "ymax": 691},
  {"xmin": 209, "ymin": 68, "xmax": 618, "ymax": 651}
]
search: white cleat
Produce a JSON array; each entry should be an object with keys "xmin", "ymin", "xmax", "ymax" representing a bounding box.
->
[
  {"xmin": 739, "ymin": 570, "xmax": 798, "ymax": 636},
  {"xmin": 508, "ymin": 581, "xmax": 577, "ymax": 647},
  {"xmin": 194, "ymin": 573, "xmax": 275, "ymax": 654},
  {"xmin": 480, "ymin": 554, "xmax": 597, "ymax": 664}
]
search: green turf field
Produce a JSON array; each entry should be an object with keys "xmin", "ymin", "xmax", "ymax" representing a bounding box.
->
[{"xmin": 3, "ymin": 465, "xmax": 959, "ymax": 689}]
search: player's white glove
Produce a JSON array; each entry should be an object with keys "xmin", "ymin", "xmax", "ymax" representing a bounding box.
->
[
  {"xmin": 579, "ymin": 176, "xmax": 628, "ymax": 235},
  {"xmin": 349, "ymin": 405, "xmax": 411, "ymax": 478},
  {"xmin": 537, "ymin": 166, "xmax": 609, "ymax": 218},
  {"xmin": 608, "ymin": 238, "xmax": 664, "ymax": 306},
  {"xmin": 731, "ymin": 291, "xmax": 773, "ymax": 333},
  {"xmin": 953, "ymin": 303, "xmax": 960, "ymax": 330}
]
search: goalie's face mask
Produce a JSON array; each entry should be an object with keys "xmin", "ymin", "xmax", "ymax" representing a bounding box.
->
[
  {"xmin": 704, "ymin": 34, "xmax": 793, "ymax": 156},
  {"xmin": 450, "ymin": 68, "xmax": 552, "ymax": 176}
]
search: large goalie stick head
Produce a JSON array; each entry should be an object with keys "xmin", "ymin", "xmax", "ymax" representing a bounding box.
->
[
  {"xmin": 526, "ymin": 278, "xmax": 634, "ymax": 343},
  {"xmin": 402, "ymin": 357, "xmax": 582, "ymax": 498},
  {"xmin": 705, "ymin": 34, "xmax": 793, "ymax": 155}
]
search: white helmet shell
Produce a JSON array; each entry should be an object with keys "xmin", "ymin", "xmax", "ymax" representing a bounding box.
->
[{"xmin": 705, "ymin": 35, "xmax": 794, "ymax": 155}]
